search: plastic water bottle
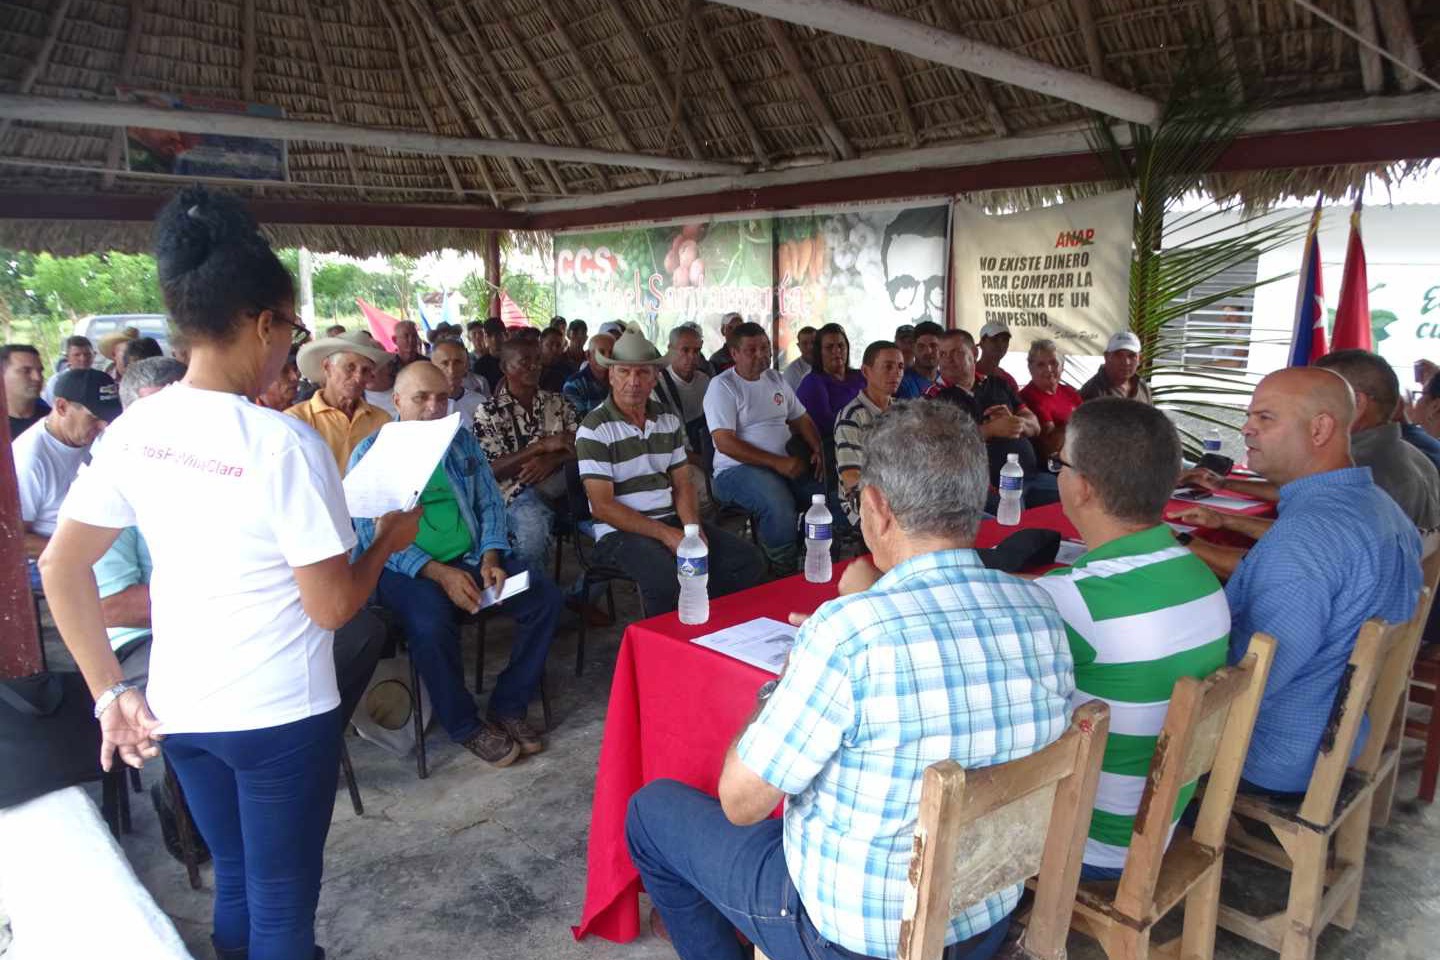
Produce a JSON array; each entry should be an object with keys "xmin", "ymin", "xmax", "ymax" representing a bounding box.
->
[
  {"xmin": 1204, "ymin": 428, "xmax": 1223, "ymax": 455},
  {"xmin": 997, "ymin": 453, "xmax": 1024, "ymax": 526},
  {"xmin": 804, "ymin": 494, "xmax": 834, "ymax": 583},
  {"xmin": 676, "ymin": 524, "xmax": 710, "ymax": 625}
]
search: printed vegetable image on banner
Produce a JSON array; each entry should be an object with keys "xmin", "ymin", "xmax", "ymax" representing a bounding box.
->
[
  {"xmin": 118, "ymin": 86, "xmax": 288, "ymax": 181},
  {"xmin": 952, "ymin": 191, "xmax": 1134, "ymax": 354},
  {"xmin": 774, "ymin": 205, "xmax": 948, "ymax": 363},
  {"xmin": 555, "ymin": 219, "xmax": 773, "ymax": 356}
]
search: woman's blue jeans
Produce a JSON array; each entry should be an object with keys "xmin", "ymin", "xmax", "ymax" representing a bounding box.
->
[{"xmin": 163, "ymin": 708, "xmax": 342, "ymax": 960}]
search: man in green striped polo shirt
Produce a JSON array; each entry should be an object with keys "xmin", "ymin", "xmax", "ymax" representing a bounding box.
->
[
  {"xmin": 1034, "ymin": 398, "xmax": 1230, "ymax": 880},
  {"xmin": 576, "ymin": 324, "xmax": 764, "ymax": 616}
]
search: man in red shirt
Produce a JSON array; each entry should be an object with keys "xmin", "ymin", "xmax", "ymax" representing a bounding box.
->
[{"xmin": 1019, "ymin": 338, "xmax": 1083, "ymax": 461}]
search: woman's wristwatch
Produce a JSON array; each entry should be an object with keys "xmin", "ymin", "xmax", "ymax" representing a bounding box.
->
[{"xmin": 93, "ymin": 682, "xmax": 135, "ymax": 719}]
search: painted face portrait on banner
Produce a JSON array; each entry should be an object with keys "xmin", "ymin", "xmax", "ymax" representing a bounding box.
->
[{"xmin": 882, "ymin": 206, "xmax": 948, "ymax": 325}]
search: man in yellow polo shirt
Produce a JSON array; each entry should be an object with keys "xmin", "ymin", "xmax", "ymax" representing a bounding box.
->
[{"xmin": 286, "ymin": 330, "xmax": 393, "ymax": 473}]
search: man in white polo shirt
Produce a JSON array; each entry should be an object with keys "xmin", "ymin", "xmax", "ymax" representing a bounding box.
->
[
  {"xmin": 704, "ymin": 322, "xmax": 826, "ymax": 573},
  {"xmin": 16, "ymin": 368, "xmax": 121, "ymax": 588}
]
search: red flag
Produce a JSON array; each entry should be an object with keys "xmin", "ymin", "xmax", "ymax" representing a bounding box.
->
[
  {"xmin": 499, "ymin": 292, "xmax": 531, "ymax": 329},
  {"xmin": 1330, "ymin": 200, "xmax": 1371, "ymax": 353},
  {"xmin": 356, "ymin": 297, "xmax": 400, "ymax": 351}
]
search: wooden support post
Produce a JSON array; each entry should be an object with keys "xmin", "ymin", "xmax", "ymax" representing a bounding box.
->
[
  {"xmin": 762, "ymin": 18, "xmax": 857, "ymax": 159},
  {"xmin": 1352, "ymin": 0, "xmax": 1385, "ymax": 93},
  {"xmin": 1373, "ymin": 0, "xmax": 1425, "ymax": 93},
  {"xmin": 486, "ymin": 232, "xmax": 502, "ymax": 317},
  {"xmin": 1206, "ymin": 0, "xmax": 1246, "ymax": 98},
  {"xmin": 875, "ymin": 48, "xmax": 920, "ymax": 148},
  {"xmin": 0, "ymin": 392, "xmax": 43, "ymax": 680},
  {"xmin": 1070, "ymin": 0, "xmax": 1106, "ymax": 79}
]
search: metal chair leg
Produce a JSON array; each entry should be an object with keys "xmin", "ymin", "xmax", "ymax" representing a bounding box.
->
[
  {"xmin": 410, "ymin": 654, "xmax": 428, "ymax": 780},
  {"xmin": 166, "ymin": 766, "xmax": 202, "ymax": 890},
  {"xmin": 129, "ymin": 766, "xmax": 143, "ymax": 794},
  {"xmin": 339, "ymin": 738, "xmax": 362, "ymax": 816},
  {"xmin": 575, "ymin": 586, "xmax": 588, "ymax": 677},
  {"xmin": 101, "ymin": 769, "xmax": 120, "ymax": 838},
  {"xmin": 540, "ymin": 675, "xmax": 553, "ymax": 732},
  {"xmin": 473, "ymin": 616, "xmax": 488, "ymax": 695},
  {"xmin": 117, "ymin": 768, "xmax": 132, "ymax": 834}
]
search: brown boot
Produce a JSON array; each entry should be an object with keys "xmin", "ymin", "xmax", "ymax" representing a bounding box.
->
[
  {"xmin": 491, "ymin": 715, "xmax": 545, "ymax": 755},
  {"xmin": 461, "ymin": 722, "xmax": 521, "ymax": 767}
]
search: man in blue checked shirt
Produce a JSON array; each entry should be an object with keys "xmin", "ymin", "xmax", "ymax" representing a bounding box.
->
[
  {"xmin": 352, "ymin": 362, "xmax": 560, "ymax": 769},
  {"xmin": 626, "ymin": 401, "xmax": 1075, "ymax": 960}
]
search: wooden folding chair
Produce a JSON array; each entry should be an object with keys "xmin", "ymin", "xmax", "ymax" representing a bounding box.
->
[
  {"xmin": 1386, "ymin": 535, "xmax": 1440, "ymax": 809},
  {"xmin": 755, "ymin": 701, "xmax": 1111, "ymax": 960},
  {"xmin": 1217, "ymin": 600, "xmax": 1430, "ymax": 960},
  {"xmin": 1063, "ymin": 634, "xmax": 1275, "ymax": 960}
]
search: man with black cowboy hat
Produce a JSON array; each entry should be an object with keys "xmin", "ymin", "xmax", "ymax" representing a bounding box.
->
[
  {"xmin": 576, "ymin": 323, "xmax": 764, "ymax": 616},
  {"xmin": 285, "ymin": 328, "xmax": 394, "ymax": 473},
  {"xmin": 15, "ymin": 368, "xmax": 122, "ymax": 587}
]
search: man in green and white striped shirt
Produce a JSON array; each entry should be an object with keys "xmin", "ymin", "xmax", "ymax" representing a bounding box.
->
[
  {"xmin": 1035, "ymin": 398, "xmax": 1229, "ymax": 879},
  {"xmin": 576, "ymin": 323, "xmax": 763, "ymax": 616}
]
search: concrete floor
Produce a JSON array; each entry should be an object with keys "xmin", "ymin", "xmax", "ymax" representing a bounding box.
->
[{"xmin": 12, "ymin": 565, "xmax": 1440, "ymax": 960}]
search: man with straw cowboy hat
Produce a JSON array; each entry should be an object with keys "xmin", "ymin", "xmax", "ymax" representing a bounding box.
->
[
  {"xmin": 286, "ymin": 329, "xmax": 394, "ymax": 474},
  {"xmin": 575, "ymin": 322, "xmax": 764, "ymax": 616}
]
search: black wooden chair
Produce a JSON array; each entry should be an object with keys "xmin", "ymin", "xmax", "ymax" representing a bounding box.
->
[{"xmin": 564, "ymin": 461, "xmax": 643, "ymax": 677}]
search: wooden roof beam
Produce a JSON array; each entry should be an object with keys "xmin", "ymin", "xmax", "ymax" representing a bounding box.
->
[
  {"xmin": 446, "ymin": 0, "xmax": 567, "ymax": 196},
  {"xmin": 299, "ymin": 0, "xmax": 367, "ymax": 197},
  {"xmin": 693, "ymin": 9, "xmax": 770, "ymax": 166},
  {"xmin": 103, "ymin": 0, "xmax": 147, "ymax": 189},
  {"xmin": 0, "ymin": 94, "xmax": 749, "ymax": 176},
  {"xmin": 762, "ymin": 18, "xmax": 857, "ymax": 160},
  {"xmin": 597, "ymin": 0, "xmax": 706, "ymax": 162},
  {"xmin": 494, "ymin": 15, "xmax": 610, "ymax": 192},
  {"xmin": 547, "ymin": 9, "xmax": 660, "ymax": 185},
  {"xmin": 1069, "ymin": 0, "xmax": 1105, "ymax": 80},
  {"xmin": 373, "ymin": 0, "xmax": 466, "ymax": 201},
  {"xmin": 405, "ymin": 0, "xmax": 531, "ymax": 203},
  {"xmin": 1290, "ymin": 0, "xmax": 1440, "ymax": 94},
  {"xmin": 714, "ymin": 0, "xmax": 1162, "ymax": 125},
  {"xmin": 875, "ymin": 49, "xmax": 919, "ymax": 148},
  {"xmin": 240, "ymin": 0, "xmax": 258, "ymax": 99},
  {"xmin": 930, "ymin": 1, "xmax": 1006, "ymax": 137},
  {"xmin": 1205, "ymin": 0, "xmax": 1246, "ymax": 98},
  {"xmin": 1351, "ymin": 0, "xmax": 1384, "ymax": 93},
  {"xmin": 1373, "ymin": 0, "xmax": 1425, "ymax": 93},
  {"xmin": 0, "ymin": 0, "xmax": 74, "ymax": 142}
]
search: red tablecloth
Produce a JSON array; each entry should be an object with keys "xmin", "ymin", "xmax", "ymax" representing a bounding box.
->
[{"xmin": 574, "ymin": 495, "xmax": 1273, "ymax": 943}]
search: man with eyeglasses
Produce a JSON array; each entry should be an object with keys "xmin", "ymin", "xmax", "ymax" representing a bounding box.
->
[
  {"xmin": 473, "ymin": 338, "xmax": 579, "ymax": 578},
  {"xmin": 286, "ymin": 329, "xmax": 393, "ymax": 474}
]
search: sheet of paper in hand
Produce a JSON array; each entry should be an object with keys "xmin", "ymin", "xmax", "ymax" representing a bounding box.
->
[
  {"xmin": 343, "ymin": 412, "xmax": 461, "ymax": 517},
  {"xmin": 692, "ymin": 617, "xmax": 799, "ymax": 675},
  {"xmin": 479, "ymin": 570, "xmax": 529, "ymax": 609}
]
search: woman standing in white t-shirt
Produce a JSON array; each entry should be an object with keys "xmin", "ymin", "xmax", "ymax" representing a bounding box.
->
[{"xmin": 40, "ymin": 187, "xmax": 420, "ymax": 960}]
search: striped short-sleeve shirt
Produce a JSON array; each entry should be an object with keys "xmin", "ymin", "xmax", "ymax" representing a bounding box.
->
[
  {"xmin": 1033, "ymin": 525, "xmax": 1229, "ymax": 870},
  {"xmin": 575, "ymin": 398, "xmax": 686, "ymax": 541},
  {"xmin": 833, "ymin": 390, "xmax": 883, "ymax": 526}
]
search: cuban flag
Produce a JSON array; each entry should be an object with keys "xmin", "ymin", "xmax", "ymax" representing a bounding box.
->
[{"xmin": 1287, "ymin": 201, "xmax": 1327, "ymax": 367}]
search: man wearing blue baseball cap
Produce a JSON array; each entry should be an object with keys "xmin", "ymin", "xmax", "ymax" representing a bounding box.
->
[{"xmin": 15, "ymin": 367, "xmax": 122, "ymax": 586}]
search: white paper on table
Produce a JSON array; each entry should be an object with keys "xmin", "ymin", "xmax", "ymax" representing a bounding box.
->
[
  {"xmin": 479, "ymin": 570, "xmax": 529, "ymax": 609},
  {"xmin": 343, "ymin": 412, "xmax": 461, "ymax": 517},
  {"xmin": 691, "ymin": 616, "xmax": 798, "ymax": 675},
  {"xmin": 1171, "ymin": 489, "xmax": 1260, "ymax": 512},
  {"xmin": 1167, "ymin": 521, "xmax": 1197, "ymax": 535},
  {"xmin": 1054, "ymin": 540, "xmax": 1088, "ymax": 566}
]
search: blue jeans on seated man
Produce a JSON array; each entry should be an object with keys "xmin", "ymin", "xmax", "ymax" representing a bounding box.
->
[
  {"xmin": 375, "ymin": 555, "xmax": 560, "ymax": 742},
  {"xmin": 626, "ymin": 779, "xmax": 1012, "ymax": 960},
  {"xmin": 713, "ymin": 464, "xmax": 846, "ymax": 567},
  {"xmin": 507, "ymin": 486, "xmax": 556, "ymax": 576}
]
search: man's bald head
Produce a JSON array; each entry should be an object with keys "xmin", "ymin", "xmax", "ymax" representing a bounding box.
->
[
  {"xmin": 1244, "ymin": 367, "xmax": 1355, "ymax": 485},
  {"xmin": 393, "ymin": 361, "xmax": 451, "ymax": 422}
]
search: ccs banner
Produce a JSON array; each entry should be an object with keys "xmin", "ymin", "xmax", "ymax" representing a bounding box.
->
[
  {"xmin": 952, "ymin": 190, "xmax": 1133, "ymax": 355},
  {"xmin": 554, "ymin": 202, "xmax": 949, "ymax": 364}
]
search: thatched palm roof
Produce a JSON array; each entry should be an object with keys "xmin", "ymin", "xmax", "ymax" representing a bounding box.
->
[{"xmin": 1, "ymin": 0, "xmax": 1437, "ymax": 254}]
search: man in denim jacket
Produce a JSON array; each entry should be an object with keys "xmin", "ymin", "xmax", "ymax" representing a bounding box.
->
[{"xmin": 352, "ymin": 362, "xmax": 560, "ymax": 768}]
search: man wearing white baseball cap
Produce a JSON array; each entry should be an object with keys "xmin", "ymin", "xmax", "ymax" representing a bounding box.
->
[
  {"xmin": 976, "ymin": 321, "xmax": 1020, "ymax": 393},
  {"xmin": 1080, "ymin": 330, "xmax": 1152, "ymax": 404}
]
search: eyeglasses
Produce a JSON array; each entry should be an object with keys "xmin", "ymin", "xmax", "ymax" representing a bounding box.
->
[
  {"xmin": 1047, "ymin": 455, "xmax": 1076, "ymax": 474},
  {"xmin": 266, "ymin": 306, "xmax": 311, "ymax": 347}
]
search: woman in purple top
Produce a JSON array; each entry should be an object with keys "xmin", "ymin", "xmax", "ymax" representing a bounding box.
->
[{"xmin": 795, "ymin": 322, "xmax": 864, "ymax": 438}]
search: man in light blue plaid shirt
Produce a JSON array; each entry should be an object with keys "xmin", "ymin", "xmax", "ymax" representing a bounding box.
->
[{"xmin": 626, "ymin": 401, "xmax": 1074, "ymax": 960}]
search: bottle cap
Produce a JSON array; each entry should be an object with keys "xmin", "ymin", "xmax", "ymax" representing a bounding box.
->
[
  {"xmin": 683, "ymin": 523, "xmax": 700, "ymax": 536},
  {"xmin": 1006, "ymin": 453, "xmax": 1019, "ymax": 462},
  {"xmin": 812, "ymin": 494, "xmax": 825, "ymax": 504}
]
